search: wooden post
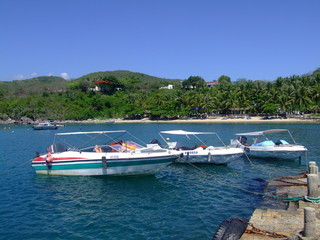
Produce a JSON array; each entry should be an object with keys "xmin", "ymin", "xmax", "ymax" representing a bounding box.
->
[
  {"xmin": 307, "ymin": 174, "xmax": 319, "ymax": 198},
  {"xmin": 303, "ymin": 207, "xmax": 317, "ymax": 238},
  {"xmin": 308, "ymin": 161, "xmax": 318, "ymax": 175}
]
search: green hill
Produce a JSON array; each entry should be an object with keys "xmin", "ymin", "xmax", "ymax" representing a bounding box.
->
[
  {"xmin": 69, "ymin": 70, "xmax": 183, "ymax": 90},
  {"xmin": 0, "ymin": 71, "xmax": 183, "ymax": 95},
  {"xmin": 1, "ymin": 68, "xmax": 320, "ymax": 122},
  {"xmin": 0, "ymin": 76, "xmax": 67, "ymax": 95}
]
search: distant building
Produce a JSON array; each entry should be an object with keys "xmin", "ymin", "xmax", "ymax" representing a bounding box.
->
[
  {"xmin": 90, "ymin": 80, "xmax": 109, "ymax": 91},
  {"xmin": 206, "ymin": 81, "xmax": 218, "ymax": 87},
  {"xmin": 159, "ymin": 84, "xmax": 173, "ymax": 90}
]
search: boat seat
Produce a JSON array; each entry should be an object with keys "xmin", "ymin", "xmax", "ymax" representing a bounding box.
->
[
  {"xmin": 274, "ymin": 139, "xmax": 289, "ymax": 145},
  {"xmin": 252, "ymin": 140, "xmax": 275, "ymax": 146}
]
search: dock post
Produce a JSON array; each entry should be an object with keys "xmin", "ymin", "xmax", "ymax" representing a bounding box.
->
[
  {"xmin": 303, "ymin": 207, "xmax": 317, "ymax": 238},
  {"xmin": 307, "ymin": 174, "xmax": 319, "ymax": 198},
  {"xmin": 306, "ymin": 161, "xmax": 319, "ymax": 199},
  {"xmin": 308, "ymin": 161, "xmax": 318, "ymax": 175}
]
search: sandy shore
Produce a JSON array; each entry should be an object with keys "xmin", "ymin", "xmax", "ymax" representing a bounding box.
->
[
  {"xmin": 2, "ymin": 116, "xmax": 319, "ymax": 125},
  {"xmin": 109, "ymin": 116, "xmax": 320, "ymax": 124}
]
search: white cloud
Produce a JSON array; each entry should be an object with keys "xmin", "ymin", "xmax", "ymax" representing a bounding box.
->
[
  {"xmin": 47, "ymin": 72, "xmax": 54, "ymax": 76},
  {"xmin": 14, "ymin": 74, "xmax": 25, "ymax": 80},
  {"xmin": 60, "ymin": 72, "xmax": 69, "ymax": 80},
  {"xmin": 13, "ymin": 73, "xmax": 38, "ymax": 80}
]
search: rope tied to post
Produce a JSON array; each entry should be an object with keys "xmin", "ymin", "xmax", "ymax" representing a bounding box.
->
[
  {"xmin": 304, "ymin": 196, "xmax": 320, "ymax": 204},
  {"xmin": 233, "ymin": 218, "xmax": 288, "ymax": 238}
]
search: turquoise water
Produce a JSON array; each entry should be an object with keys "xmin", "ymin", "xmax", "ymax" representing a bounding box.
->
[{"xmin": 0, "ymin": 123, "xmax": 318, "ymax": 240}]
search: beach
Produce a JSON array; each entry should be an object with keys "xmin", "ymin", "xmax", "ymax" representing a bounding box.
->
[
  {"xmin": 110, "ymin": 116, "xmax": 320, "ymax": 124},
  {"xmin": 2, "ymin": 116, "xmax": 319, "ymax": 125}
]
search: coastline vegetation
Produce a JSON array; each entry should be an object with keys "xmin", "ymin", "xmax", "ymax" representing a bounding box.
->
[{"xmin": 1, "ymin": 69, "xmax": 320, "ymax": 122}]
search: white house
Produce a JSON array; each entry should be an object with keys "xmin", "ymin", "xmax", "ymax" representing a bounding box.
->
[{"xmin": 159, "ymin": 84, "xmax": 173, "ymax": 89}]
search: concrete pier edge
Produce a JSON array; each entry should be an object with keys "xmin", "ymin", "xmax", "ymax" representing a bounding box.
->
[{"xmin": 238, "ymin": 167, "xmax": 320, "ymax": 240}]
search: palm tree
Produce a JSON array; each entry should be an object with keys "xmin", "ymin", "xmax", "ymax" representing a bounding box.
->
[
  {"xmin": 311, "ymin": 84, "xmax": 320, "ymax": 106},
  {"xmin": 292, "ymin": 86, "xmax": 312, "ymax": 112}
]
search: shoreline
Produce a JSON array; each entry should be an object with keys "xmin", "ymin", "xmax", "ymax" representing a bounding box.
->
[
  {"xmin": 112, "ymin": 116, "xmax": 320, "ymax": 124},
  {"xmin": 1, "ymin": 116, "xmax": 320, "ymax": 125}
]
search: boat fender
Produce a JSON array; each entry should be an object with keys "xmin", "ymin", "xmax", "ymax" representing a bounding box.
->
[
  {"xmin": 101, "ymin": 156, "xmax": 107, "ymax": 169},
  {"xmin": 212, "ymin": 218, "xmax": 248, "ymax": 240},
  {"xmin": 46, "ymin": 152, "xmax": 53, "ymax": 163},
  {"xmin": 186, "ymin": 152, "xmax": 189, "ymax": 161}
]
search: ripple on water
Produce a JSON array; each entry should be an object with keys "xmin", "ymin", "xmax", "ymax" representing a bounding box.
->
[{"xmin": 0, "ymin": 123, "xmax": 315, "ymax": 240}]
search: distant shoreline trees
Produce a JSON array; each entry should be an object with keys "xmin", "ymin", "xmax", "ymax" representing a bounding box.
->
[{"xmin": 0, "ymin": 69, "xmax": 320, "ymax": 121}]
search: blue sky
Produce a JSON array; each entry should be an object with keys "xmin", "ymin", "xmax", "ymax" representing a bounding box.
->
[{"xmin": 1, "ymin": 0, "xmax": 320, "ymax": 82}]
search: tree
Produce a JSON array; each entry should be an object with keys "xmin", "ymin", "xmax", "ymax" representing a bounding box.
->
[
  {"xmin": 218, "ymin": 75, "xmax": 231, "ymax": 84},
  {"xmin": 182, "ymin": 76, "xmax": 206, "ymax": 89},
  {"xmin": 292, "ymin": 86, "xmax": 311, "ymax": 112},
  {"xmin": 94, "ymin": 76, "xmax": 123, "ymax": 95},
  {"xmin": 262, "ymin": 103, "xmax": 277, "ymax": 114}
]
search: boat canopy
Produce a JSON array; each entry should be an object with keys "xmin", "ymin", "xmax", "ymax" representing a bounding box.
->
[
  {"xmin": 55, "ymin": 130, "xmax": 127, "ymax": 136},
  {"xmin": 160, "ymin": 130, "xmax": 216, "ymax": 135},
  {"xmin": 235, "ymin": 129, "xmax": 288, "ymax": 136}
]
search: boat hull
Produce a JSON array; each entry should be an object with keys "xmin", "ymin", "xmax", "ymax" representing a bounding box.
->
[
  {"xmin": 32, "ymin": 151, "xmax": 177, "ymax": 176},
  {"xmin": 244, "ymin": 146, "xmax": 307, "ymax": 159},
  {"xmin": 33, "ymin": 126, "xmax": 57, "ymax": 130},
  {"xmin": 175, "ymin": 147, "xmax": 244, "ymax": 165}
]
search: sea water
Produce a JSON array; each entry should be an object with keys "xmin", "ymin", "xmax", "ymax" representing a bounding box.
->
[{"xmin": 0, "ymin": 123, "xmax": 318, "ymax": 240}]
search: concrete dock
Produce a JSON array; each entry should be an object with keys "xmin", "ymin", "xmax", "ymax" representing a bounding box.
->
[{"xmin": 240, "ymin": 170, "xmax": 320, "ymax": 239}]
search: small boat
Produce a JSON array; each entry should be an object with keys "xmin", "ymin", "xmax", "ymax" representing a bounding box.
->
[
  {"xmin": 32, "ymin": 130, "xmax": 179, "ymax": 176},
  {"xmin": 32, "ymin": 121, "xmax": 58, "ymax": 130},
  {"xmin": 230, "ymin": 129, "xmax": 307, "ymax": 159},
  {"xmin": 158, "ymin": 130, "xmax": 244, "ymax": 165}
]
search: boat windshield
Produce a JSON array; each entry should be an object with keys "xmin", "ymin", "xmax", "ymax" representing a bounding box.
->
[{"xmin": 235, "ymin": 129, "xmax": 296, "ymax": 146}]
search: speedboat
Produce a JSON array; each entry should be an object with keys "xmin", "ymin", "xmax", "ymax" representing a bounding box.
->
[
  {"xmin": 32, "ymin": 121, "xmax": 58, "ymax": 130},
  {"xmin": 32, "ymin": 130, "xmax": 180, "ymax": 176},
  {"xmin": 230, "ymin": 129, "xmax": 307, "ymax": 159},
  {"xmin": 158, "ymin": 130, "xmax": 244, "ymax": 165}
]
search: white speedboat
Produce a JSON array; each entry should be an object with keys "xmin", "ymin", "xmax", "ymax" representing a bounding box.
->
[
  {"xmin": 159, "ymin": 130, "xmax": 244, "ymax": 165},
  {"xmin": 230, "ymin": 129, "xmax": 307, "ymax": 159},
  {"xmin": 32, "ymin": 130, "xmax": 179, "ymax": 176},
  {"xmin": 32, "ymin": 121, "xmax": 58, "ymax": 130}
]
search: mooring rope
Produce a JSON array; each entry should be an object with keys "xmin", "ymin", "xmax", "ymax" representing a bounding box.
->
[
  {"xmin": 176, "ymin": 155, "xmax": 314, "ymax": 203},
  {"xmin": 0, "ymin": 158, "xmax": 34, "ymax": 177}
]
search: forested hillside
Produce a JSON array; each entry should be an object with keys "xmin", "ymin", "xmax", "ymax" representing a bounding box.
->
[
  {"xmin": 0, "ymin": 76, "xmax": 67, "ymax": 95},
  {"xmin": 1, "ymin": 69, "xmax": 320, "ymax": 122}
]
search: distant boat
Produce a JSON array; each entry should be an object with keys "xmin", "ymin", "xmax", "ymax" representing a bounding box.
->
[
  {"xmin": 32, "ymin": 121, "xmax": 58, "ymax": 130},
  {"xmin": 32, "ymin": 130, "xmax": 179, "ymax": 176},
  {"xmin": 104, "ymin": 120, "xmax": 115, "ymax": 123},
  {"xmin": 159, "ymin": 130, "xmax": 244, "ymax": 165},
  {"xmin": 230, "ymin": 129, "xmax": 307, "ymax": 159}
]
